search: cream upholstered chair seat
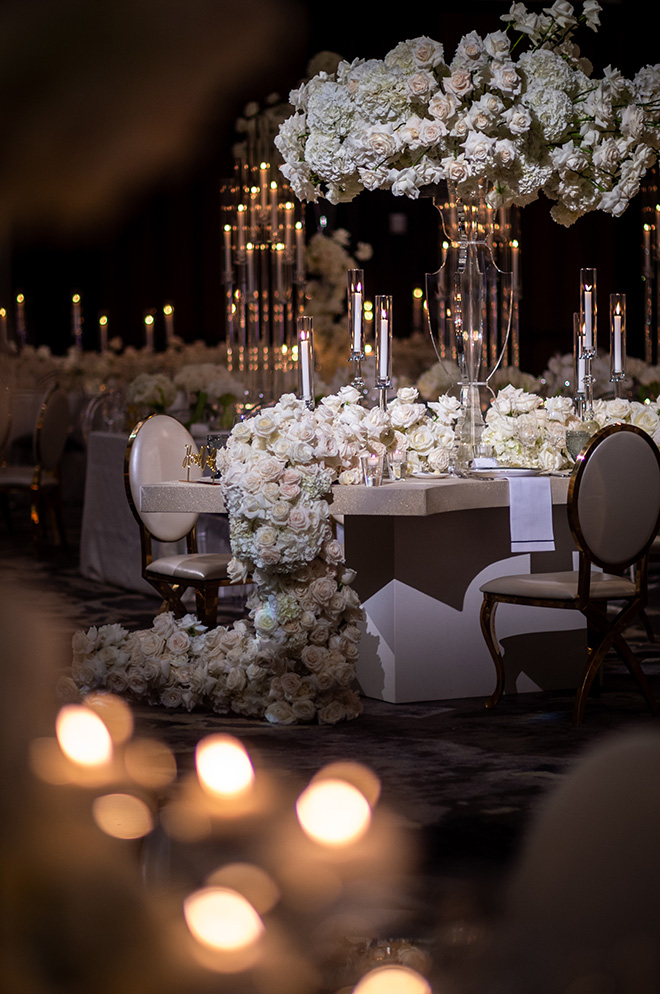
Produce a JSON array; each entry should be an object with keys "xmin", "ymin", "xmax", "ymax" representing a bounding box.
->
[
  {"xmin": 480, "ymin": 570, "xmax": 636, "ymax": 602},
  {"xmin": 479, "ymin": 423, "xmax": 660, "ymax": 724},
  {"xmin": 125, "ymin": 414, "xmax": 236, "ymax": 628},
  {"xmin": 145, "ymin": 552, "xmax": 232, "ymax": 581}
]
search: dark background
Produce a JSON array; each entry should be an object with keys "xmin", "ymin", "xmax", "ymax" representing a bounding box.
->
[{"xmin": 5, "ymin": 0, "xmax": 660, "ymax": 374}]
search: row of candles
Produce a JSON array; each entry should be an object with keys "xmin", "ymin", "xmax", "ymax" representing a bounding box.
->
[
  {"xmin": 297, "ymin": 268, "xmax": 393, "ymax": 409},
  {"xmin": 575, "ymin": 266, "xmax": 627, "ymax": 416},
  {"xmin": 0, "ymin": 292, "xmax": 177, "ymax": 352}
]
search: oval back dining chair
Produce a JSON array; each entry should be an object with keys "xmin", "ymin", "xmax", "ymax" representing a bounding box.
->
[
  {"xmin": 479, "ymin": 423, "xmax": 660, "ymax": 724},
  {"xmin": 0, "ymin": 383, "xmax": 70, "ymax": 555},
  {"xmin": 124, "ymin": 414, "xmax": 235, "ymax": 628}
]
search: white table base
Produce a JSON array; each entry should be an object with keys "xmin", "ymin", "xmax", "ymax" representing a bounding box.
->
[{"xmin": 344, "ymin": 505, "xmax": 586, "ymax": 704}]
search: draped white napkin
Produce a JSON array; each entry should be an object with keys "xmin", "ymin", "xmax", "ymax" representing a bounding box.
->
[{"xmin": 507, "ymin": 475, "xmax": 555, "ymax": 552}]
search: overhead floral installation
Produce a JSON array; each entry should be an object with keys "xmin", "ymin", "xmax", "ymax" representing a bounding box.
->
[{"xmin": 275, "ymin": 1, "xmax": 660, "ymax": 225}]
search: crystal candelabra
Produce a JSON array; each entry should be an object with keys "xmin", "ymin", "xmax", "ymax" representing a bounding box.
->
[
  {"xmin": 426, "ymin": 186, "xmax": 520, "ymax": 370},
  {"xmin": 220, "ymin": 155, "xmax": 306, "ymax": 408},
  {"xmin": 579, "ymin": 267, "xmax": 598, "ymax": 422},
  {"xmin": 568, "ymin": 268, "xmax": 599, "ymax": 462}
]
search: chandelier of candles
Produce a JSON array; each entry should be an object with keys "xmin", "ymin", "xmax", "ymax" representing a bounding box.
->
[
  {"xmin": 221, "ymin": 157, "xmax": 306, "ymax": 406},
  {"xmin": 27, "ymin": 693, "xmax": 429, "ymax": 993}
]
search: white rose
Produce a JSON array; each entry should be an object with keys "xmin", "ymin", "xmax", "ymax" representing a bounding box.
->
[
  {"xmin": 444, "ymin": 68, "xmax": 474, "ymax": 99},
  {"xmin": 407, "ymin": 423, "xmax": 436, "ymax": 454},
  {"xmin": 166, "ymin": 630, "xmax": 190, "ymax": 654}
]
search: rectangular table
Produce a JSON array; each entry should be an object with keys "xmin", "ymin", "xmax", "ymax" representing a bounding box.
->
[{"xmin": 140, "ymin": 475, "xmax": 586, "ymax": 704}]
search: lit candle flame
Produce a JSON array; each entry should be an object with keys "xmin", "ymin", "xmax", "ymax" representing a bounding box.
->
[
  {"xmin": 296, "ymin": 778, "xmax": 371, "ymax": 847},
  {"xmin": 55, "ymin": 705, "xmax": 113, "ymax": 767},
  {"xmin": 184, "ymin": 887, "xmax": 263, "ymax": 952},
  {"xmin": 195, "ymin": 734, "xmax": 254, "ymax": 798}
]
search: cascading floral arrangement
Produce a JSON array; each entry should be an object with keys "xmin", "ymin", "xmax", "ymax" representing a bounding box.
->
[{"xmin": 274, "ymin": 1, "xmax": 660, "ymax": 226}]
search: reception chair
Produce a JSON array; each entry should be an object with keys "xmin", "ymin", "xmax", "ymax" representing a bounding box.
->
[
  {"xmin": 479, "ymin": 423, "xmax": 660, "ymax": 724},
  {"xmin": 0, "ymin": 383, "xmax": 69, "ymax": 554},
  {"xmin": 124, "ymin": 414, "xmax": 235, "ymax": 628}
]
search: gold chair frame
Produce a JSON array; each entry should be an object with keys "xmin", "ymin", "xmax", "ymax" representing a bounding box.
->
[{"xmin": 480, "ymin": 423, "xmax": 660, "ymax": 724}]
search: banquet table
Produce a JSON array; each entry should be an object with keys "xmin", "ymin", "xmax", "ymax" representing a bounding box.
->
[{"xmin": 139, "ymin": 474, "xmax": 587, "ymax": 704}]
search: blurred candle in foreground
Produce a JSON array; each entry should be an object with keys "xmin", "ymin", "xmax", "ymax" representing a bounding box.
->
[
  {"xmin": 55, "ymin": 705, "xmax": 113, "ymax": 768},
  {"xmin": 184, "ymin": 887, "xmax": 264, "ymax": 953},
  {"xmin": 353, "ymin": 966, "xmax": 431, "ymax": 994},
  {"xmin": 296, "ymin": 777, "xmax": 371, "ymax": 847},
  {"xmin": 196, "ymin": 734, "xmax": 254, "ymax": 798},
  {"xmin": 0, "ymin": 307, "xmax": 7, "ymax": 349}
]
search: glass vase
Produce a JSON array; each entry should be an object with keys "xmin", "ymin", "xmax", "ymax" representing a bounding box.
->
[{"xmin": 425, "ymin": 180, "xmax": 513, "ymax": 470}]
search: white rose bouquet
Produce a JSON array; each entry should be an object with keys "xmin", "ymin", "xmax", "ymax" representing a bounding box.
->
[{"xmin": 482, "ymin": 384, "xmax": 579, "ymax": 469}]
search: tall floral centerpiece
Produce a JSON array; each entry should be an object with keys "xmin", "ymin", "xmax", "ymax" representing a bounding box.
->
[
  {"xmin": 276, "ymin": 1, "xmax": 660, "ymax": 453},
  {"xmin": 275, "ymin": 1, "xmax": 660, "ymax": 222}
]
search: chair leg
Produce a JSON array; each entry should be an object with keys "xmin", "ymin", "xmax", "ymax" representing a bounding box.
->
[
  {"xmin": 480, "ymin": 595, "xmax": 505, "ymax": 709},
  {"xmin": 612, "ymin": 631, "xmax": 659, "ymax": 717},
  {"xmin": 638, "ymin": 609, "xmax": 655, "ymax": 643},
  {"xmin": 575, "ymin": 601, "xmax": 656, "ymax": 724},
  {"xmin": 146, "ymin": 578, "xmax": 189, "ymax": 618},
  {"xmin": 196, "ymin": 585, "xmax": 219, "ymax": 629}
]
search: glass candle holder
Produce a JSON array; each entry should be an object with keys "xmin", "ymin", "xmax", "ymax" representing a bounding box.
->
[
  {"xmin": 297, "ymin": 315, "xmax": 315, "ymax": 409},
  {"xmin": 610, "ymin": 292, "xmax": 626, "ymax": 382},
  {"xmin": 360, "ymin": 452, "xmax": 384, "ymax": 487},
  {"xmin": 375, "ymin": 295, "xmax": 393, "ymax": 387},
  {"xmin": 579, "ymin": 267, "xmax": 597, "ymax": 357},
  {"xmin": 387, "ymin": 447, "xmax": 407, "ymax": 480},
  {"xmin": 348, "ymin": 270, "xmax": 365, "ymax": 360}
]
